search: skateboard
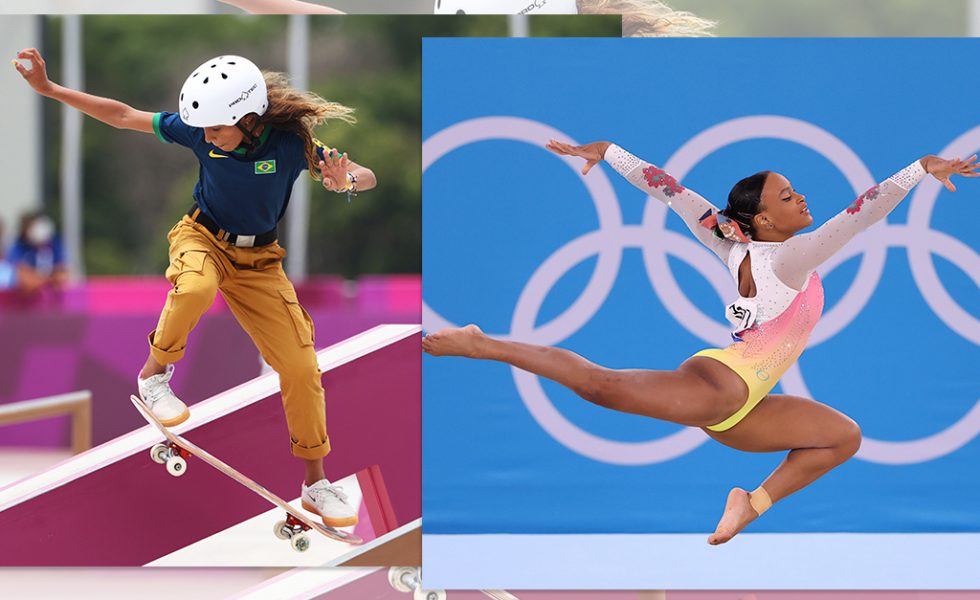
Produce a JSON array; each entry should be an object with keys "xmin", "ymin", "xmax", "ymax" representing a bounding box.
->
[
  {"xmin": 387, "ymin": 567, "xmax": 519, "ymax": 600},
  {"xmin": 131, "ymin": 395, "xmax": 362, "ymax": 552}
]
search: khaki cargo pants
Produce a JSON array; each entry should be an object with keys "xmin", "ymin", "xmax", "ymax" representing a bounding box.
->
[{"xmin": 148, "ymin": 216, "xmax": 329, "ymax": 460}]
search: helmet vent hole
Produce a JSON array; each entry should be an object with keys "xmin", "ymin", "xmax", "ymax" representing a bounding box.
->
[
  {"xmin": 210, "ymin": 64, "xmax": 217, "ymax": 68},
  {"xmin": 180, "ymin": 93, "xmax": 184, "ymax": 100},
  {"xmin": 192, "ymin": 72, "xmax": 199, "ymax": 78},
  {"xmin": 192, "ymin": 101, "xmax": 199, "ymax": 109},
  {"xmin": 203, "ymin": 77, "xmax": 209, "ymax": 84},
  {"xmin": 228, "ymin": 61, "xmax": 236, "ymax": 65},
  {"xmin": 221, "ymin": 73, "xmax": 228, "ymax": 79}
]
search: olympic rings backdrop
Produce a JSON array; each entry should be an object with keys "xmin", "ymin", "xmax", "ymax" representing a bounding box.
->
[{"xmin": 422, "ymin": 38, "xmax": 980, "ymax": 534}]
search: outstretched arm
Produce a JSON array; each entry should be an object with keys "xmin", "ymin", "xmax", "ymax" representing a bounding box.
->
[
  {"xmin": 217, "ymin": 0, "xmax": 344, "ymax": 13},
  {"xmin": 774, "ymin": 155, "xmax": 979, "ymax": 289},
  {"xmin": 13, "ymin": 48, "xmax": 154, "ymax": 133},
  {"xmin": 317, "ymin": 148, "xmax": 377, "ymax": 194},
  {"xmin": 546, "ymin": 140, "xmax": 735, "ymax": 262}
]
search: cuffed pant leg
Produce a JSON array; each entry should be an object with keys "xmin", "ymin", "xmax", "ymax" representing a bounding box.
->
[{"xmin": 220, "ymin": 259, "xmax": 329, "ymax": 460}]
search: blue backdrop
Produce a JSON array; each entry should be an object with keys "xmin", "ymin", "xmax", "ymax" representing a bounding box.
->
[{"xmin": 422, "ymin": 38, "xmax": 980, "ymax": 534}]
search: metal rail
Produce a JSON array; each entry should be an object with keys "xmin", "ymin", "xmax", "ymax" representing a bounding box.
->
[{"xmin": 0, "ymin": 390, "xmax": 92, "ymax": 454}]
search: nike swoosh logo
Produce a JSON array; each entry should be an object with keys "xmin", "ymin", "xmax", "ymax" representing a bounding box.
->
[{"xmin": 209, "ymin": 150, "xmax": 229, "ymax": 159}]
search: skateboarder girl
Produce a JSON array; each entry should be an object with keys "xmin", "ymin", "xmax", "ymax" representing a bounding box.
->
[{"xmin": 14, "ymin": 49, "xmax": 375, "ymax": 528}]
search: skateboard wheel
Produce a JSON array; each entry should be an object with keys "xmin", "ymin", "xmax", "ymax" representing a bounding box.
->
[
  {"xmin": 273, "ymin": 520, "xmax": 290, "ymax": 540},
  {"xmin": 150, "ymin": 444, "xmax": 169, "ymax": 465},
  {"xmin": 166, "ymin": 456, "xmax": 187, "ymax": 477},
  {"xmin": 388, "ymin": 567, "xmax": 419, "ymax": 593},
  {"xmin": 415, "ymin": 591, "xmax": 446, "ymax": 600},
  {"xmin": 290, "ymin": 533, "xmax": 310, "ymax": 552}
]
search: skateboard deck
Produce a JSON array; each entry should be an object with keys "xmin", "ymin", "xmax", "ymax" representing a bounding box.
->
[{"xmin": 130, "ymin": 395, "xmax": 362, "ymax": 551}]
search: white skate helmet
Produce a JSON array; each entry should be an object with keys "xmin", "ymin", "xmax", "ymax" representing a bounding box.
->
[
  {"xmin": 178, "ymin": 55, "xmax": 268, "ymax": 128},
  {"xmin": 434, "ymin": 0, "xmax": 578, "ymax": 14}
]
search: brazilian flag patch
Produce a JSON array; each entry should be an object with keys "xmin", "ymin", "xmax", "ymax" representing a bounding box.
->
[{"xmin": 254, "ymin": 160, "xmax": 277, "ymax": 175}]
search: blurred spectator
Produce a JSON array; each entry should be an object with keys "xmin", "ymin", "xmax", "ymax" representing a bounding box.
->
[
  {"xmin": 0, "ymin": 220, "xmax": 14, "ymax": 289},
  {"xmin": 7, "ymin": 212, "xmax": 68, "ymax": 295}
]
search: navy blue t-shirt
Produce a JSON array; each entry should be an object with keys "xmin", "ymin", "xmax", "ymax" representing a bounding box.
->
[{"xmin": 153, "ymin": 112, "xmax": 327, "ymax": 235}]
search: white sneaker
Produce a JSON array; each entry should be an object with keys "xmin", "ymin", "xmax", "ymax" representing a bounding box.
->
[
  {"xmin": 302, "ymin": 479, "xmax": 358, "ymax": 528},
  {"xmin": 137, "ymin": 364, "xmax": 190, "ymax": 427}
]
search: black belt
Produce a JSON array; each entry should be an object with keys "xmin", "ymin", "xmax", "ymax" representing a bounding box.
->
[{"xmin": 186, "ymin": 205, "xmax": 277, "ymax": 248}]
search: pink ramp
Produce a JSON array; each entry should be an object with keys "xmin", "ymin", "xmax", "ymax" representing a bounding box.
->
[{"xmin": 0, "ymin": 324, "xmax": 421, "ymax": 566}]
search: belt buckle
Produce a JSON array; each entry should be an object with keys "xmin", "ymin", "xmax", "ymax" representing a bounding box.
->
[{"xmin": 235, "ymin": 235, "xmax": 256, "ymax": 248}]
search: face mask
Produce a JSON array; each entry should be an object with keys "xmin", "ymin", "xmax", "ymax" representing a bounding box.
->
[
  {"xmin": 27, "ymin": 217, "xmax": 55, "ymax": 246},
  {"xmin": 434, "ymin": 0, "xmax": 578, "ymax": 14}
]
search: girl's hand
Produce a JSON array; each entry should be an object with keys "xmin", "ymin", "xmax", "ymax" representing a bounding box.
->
[
  {"xmin": 545, "ymin": 140, "xmax": 612, "ymax": 175},
  {"xmin": 319, "ymin": 148, "xmax": 351, "ymax": 192},
  {"xmin": 12, "ymin": 48, "xmax": 54, "ymax": 96},
  {"xmin": 922, "ymin": 154, "xmax": 980, "ymax": 192}
]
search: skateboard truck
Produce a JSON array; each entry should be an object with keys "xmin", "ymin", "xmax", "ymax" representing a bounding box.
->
[
  {"xmin": 273, "ymin": 512, "xmax": 313, "ymax": 553},
  {"xmin": 387, "ymin": 567, "xmax": 520, "ymax": 599},
  {"xmin": 388, "ymin": 567, "xmax": 446, "ymax": 600},
  {"xmin": 149, "ymin": 442, "xmax": 191, "ymax": 477}
]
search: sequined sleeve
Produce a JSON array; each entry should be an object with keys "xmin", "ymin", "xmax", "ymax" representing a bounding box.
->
[
  {"xmin": 605, "ymin": 144, "xmax": 736, "ymax": 263},
  {"xmin": 773, "ymin": 160, "xmax": 927, "ymax": 289}
]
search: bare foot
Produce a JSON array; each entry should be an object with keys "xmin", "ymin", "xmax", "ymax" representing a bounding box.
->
[
  {"xmin": 708, "ymin": 487, "xmax": 759, "ymax": 545},
  {"xmin": 422, "ymin": 324, "xmax": 487, "ymax": 358}
]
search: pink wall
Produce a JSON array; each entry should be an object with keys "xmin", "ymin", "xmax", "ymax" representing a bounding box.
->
[{"xmin": 0, "ymin": 276, "xmax": 419, "ymax": 448}]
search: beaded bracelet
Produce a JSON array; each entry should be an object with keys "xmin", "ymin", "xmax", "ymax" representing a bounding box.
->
[{"xmin": 340, "ymin": 171, "xmax": 358, "ymax": 204}]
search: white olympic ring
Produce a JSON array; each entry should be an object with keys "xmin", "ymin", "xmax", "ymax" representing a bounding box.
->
[{"xmin": 422, "ymin": 115, "xmax": 980, "ymax": 466}]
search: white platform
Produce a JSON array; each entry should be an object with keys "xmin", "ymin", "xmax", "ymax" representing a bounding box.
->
[
  {"xmin": 148, "ymin": 473, "xmax": 364, "ymax": 567},
  {"xmin": 0, "ymin": 448, "xmax": 72, "ymax": 488},
  {"xmin": 233, "ymin": 566, "xmax": 378, "ymax": 600},
  {"xmin": 0, "ymin": 568, "xmax": 277, "ymax": 600},
  {"xmin": 423, "ymin": 532, "xmax": 980, "ymax": 589}
]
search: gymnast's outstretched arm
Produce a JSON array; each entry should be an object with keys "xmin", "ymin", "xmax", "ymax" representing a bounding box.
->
[
  {"xmin": 546, "ymin": 140, "xmax": 735, "ymax": 263},
  {"xmin": 772, "ymin": 155, "xmax": 979, "ymax": 290}
]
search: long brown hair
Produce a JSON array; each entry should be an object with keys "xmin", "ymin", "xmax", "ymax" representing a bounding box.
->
[
  {"xmin": 580, "ymin": 0, "xmax": 717, "ymax": 37},
  {"xmin": 256, "ymin": 71, "xmax": 356, "ymax": 180}
]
